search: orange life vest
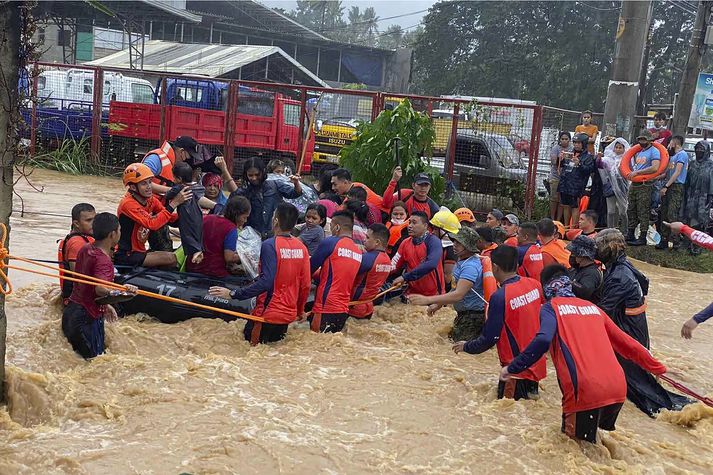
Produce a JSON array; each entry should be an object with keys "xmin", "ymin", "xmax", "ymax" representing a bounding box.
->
[
  {"xmin": 57, "ymin": 232, "xmax": 92, "ymax": 302},
  {"xmin": 479, "ymin": 254, "xmax": 498, "ymax": 314},
  {"xmin": 143, "ymin": 140, "xmax": 176, "ymax": 187}
]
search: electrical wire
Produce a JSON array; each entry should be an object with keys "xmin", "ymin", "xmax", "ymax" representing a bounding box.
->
[{"xmin": 313, "ymin": 8, "xmax": 430, "ymax": 33}]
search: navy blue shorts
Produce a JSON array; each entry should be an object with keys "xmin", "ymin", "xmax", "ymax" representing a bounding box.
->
[{"xmin": 62, "ymin": 302, "xmax": 105, "ymax": 359}]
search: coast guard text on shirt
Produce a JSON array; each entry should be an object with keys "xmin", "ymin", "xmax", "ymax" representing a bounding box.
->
[
  {"xmin": 338, "ymin": 247, "xmax": 363, "ymax": 263},
  {"xmin": 556, "ymin": 304, "xmax": 600, "ymax": 316},
  {"xmin": 280, "ymin": 248, "xmax": 305, "ymax": 259},
  {"xmin": 509, "ymin": 288, "xmax": 541, "ymax": 310}
]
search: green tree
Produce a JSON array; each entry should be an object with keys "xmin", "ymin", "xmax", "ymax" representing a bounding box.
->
[
  {"xmin": 339, "ymin": 99, "xmax": 443, "ymax": 200},
  {"xmin": 377, "ymin": 24, "xmax": 404, "ymax": 50}
]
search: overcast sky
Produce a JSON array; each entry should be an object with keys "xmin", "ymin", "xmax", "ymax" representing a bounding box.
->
[{"xmin": 262, "ymin": 0, "xmax": 436, "ymax": 30}]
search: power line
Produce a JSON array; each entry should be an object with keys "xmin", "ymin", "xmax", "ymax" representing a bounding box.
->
[{"xmin": 313, "ymin": 8, "xmax": 430, "ymax": 33}]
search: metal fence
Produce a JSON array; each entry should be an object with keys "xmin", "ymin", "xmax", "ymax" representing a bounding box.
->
[{"xmin": 22, "ymin": 61, "xmax": 548, "ymax": 217}]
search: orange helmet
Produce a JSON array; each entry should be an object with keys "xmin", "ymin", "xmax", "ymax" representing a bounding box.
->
[
  {"xmin": 454, "ymin": 207, "xmax": 476, "ymax": 223},
  {"xmin": 123, "ymin": 163, "xmax": 154, "ymax": 186},
  {"xmin": 553, "ymin": 220, "xmax": 566, "ymax": 239}
]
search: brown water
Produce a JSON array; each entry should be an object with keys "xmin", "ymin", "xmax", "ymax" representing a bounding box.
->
[{"xmin": 1, "ymin": 169, "xmax": 712, "ymax": 474}]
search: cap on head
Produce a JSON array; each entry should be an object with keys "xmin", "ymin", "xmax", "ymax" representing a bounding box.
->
[
  {"xmin": 454, "ymin": 207, "xmax": 476, "ymax": 223},
  {"xmin": 503, "ymin": 213, "xmax": 520, "ymax": 226},
  {"xmin": 490, "ymin": 208, "xmax": 504, "ymax": 221},
  {"xmin": 173, "ymin": 136, "xmax": 201, "ymax": 159},
  {"xmin": 413, "ymin": 173, "xmax": 432, "ymax": 185},
  {"xmin": 123, "ymin": 163, "xmax": 154, "ymax": 186},
  {"xmin": 566, "ymin": 235, "xmax": 597, "ymax": 259},
  {"xmin": 449, "ymin": 226, "xmax": 481, "ymax": 253},
  {"xmin": 637, "ymin": 130, "xmax": 654, "ymax": 141}
]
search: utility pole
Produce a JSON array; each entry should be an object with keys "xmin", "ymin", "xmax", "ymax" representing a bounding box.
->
[
  {"xmin": 602, "ymin": 0, "xmax": 654, "ymax": 142},
  {"xmin": 672, "ymin": 1, "xmax": 713, "ymax": 135}
]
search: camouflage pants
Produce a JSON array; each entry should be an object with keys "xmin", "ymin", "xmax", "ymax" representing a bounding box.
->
[
  {"xmin": 660, "ymin": 183, "xmax": 684, "ymax": 241},
  {"xmin": 449, "ymin": 310, "xmax": 485, "ymax": 342},
  {"xmin": 627, "ymin": 182, "xmax": 653, "ymax": 237}
]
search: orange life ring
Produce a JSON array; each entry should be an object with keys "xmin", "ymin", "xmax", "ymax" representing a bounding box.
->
[{"xmin": 618, "ymin": 142, "xmax": 669, "ymax": 182}]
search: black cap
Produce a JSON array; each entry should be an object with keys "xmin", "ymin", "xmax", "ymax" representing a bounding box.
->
[
  {"xmin": 490, "ymin": 208, "xmax": 504, "ymax": 220},
  {"xmin": 413, "ymin": 173, "xmax": 432, "ymax": 185},
  {"xmin": 173, "ymin": 136, "xmax": 201, "ymax": 160},
  {"xmin": 566, "ymin": 235, "xmax": 597, "ymax": 259}
]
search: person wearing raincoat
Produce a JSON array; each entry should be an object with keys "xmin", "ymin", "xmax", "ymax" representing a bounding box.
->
[
  {"xmin": 598, "ymin": 137, "xmax": 630, "ymax": 233},
  {"xmin": 594, "ymin": 229, "xmax": 691, "ymax": 417},
  {"xmin": 682, "ymin": 140, "xmax": 713, "ymax": 255}
]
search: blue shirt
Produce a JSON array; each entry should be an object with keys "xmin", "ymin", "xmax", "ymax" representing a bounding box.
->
[
  {"xmin": 668, "ymin": 150, "xmax": 689, "ymax": 184},
  {"xmin": 452, "ymin": 256, "xmax": 485, "ymax": 312},
  {"xmin": 143, "ymin": 153, "xmax": 162, "ymax": 176},
  {"xmin": 631, "ymin": 145, "xmax": 661, "ymax": 172}
]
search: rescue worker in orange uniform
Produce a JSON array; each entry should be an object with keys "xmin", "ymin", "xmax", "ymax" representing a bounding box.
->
[
  {"xmin": 115, "ymin": 163, "xmax": 191, "ymax": 268},
  {"xmin": 537, "ymin": 218, "xmax": 571, "ymax": 269},
  {"xmin": 501, "ymin": 265, "xmax": 668, "ymax": 443},
  {"xmin": 516, "ymin": 222, "xmax": 544, "ymax": 282},
  {"xmin": 453, "ymin": 245, "xmax": 546, "ymax": 400}
]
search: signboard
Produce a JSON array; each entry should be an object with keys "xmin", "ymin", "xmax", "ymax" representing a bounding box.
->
[{"xmin": 688, "ymin": 72, "xmax": 713, "ymax": 129}]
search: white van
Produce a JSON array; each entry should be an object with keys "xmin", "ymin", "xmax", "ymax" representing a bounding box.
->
[{"xmin": 35, "ymin": 69, "xmax": 154, "ymax": 110}]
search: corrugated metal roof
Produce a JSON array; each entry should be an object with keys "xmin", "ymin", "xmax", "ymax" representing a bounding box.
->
[{"xmin": 86, "ymin": 40, "xmax": 329, "ymax": 87}]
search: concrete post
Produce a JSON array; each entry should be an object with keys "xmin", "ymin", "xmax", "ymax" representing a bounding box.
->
[{"xmin": 602, "ymin": 0, "xmax": 653, "ymax": 141}]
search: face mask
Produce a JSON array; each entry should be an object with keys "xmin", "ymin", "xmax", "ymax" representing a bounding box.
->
[
  {"xmin": 391, "ymin": 218, "xmax": 405, "ymax": 225},
  {"xmin": 569, "ymin": 255, "xmax": 579, "ymax": 268},
  {"xmin": 695, "ymin": 150, "xmax": 705, "ymax": 160},
  {"xmin": 596, "ymin": 247, "xmax": 613, "ymax": 264}
]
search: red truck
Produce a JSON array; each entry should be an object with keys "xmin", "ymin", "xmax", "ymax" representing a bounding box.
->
[{"xmin": 107, "ymin": 79, "xmax": 313, "ymax": 173}]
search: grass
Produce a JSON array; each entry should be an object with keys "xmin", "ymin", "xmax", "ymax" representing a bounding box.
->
[
  {"xmin": 626, "ymin": 244, "xmax": 713, "ymax": 274},
  {"xmin": 27, "ymin": 136, "xmax": 106, "ymax": 176}
]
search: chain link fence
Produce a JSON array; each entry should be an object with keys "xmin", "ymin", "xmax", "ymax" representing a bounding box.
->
[{"xmin": 23, "ymin": 62, "xmax": 550, "ymax": 217}]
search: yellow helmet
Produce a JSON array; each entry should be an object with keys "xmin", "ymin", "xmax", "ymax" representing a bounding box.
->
[{"xmin": 430, "ymin": 207, "xmax": 461, "ymax": 235}]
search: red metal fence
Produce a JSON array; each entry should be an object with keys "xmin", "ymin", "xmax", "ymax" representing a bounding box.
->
[{"xmin": 23, "ymin": 62, "xmax": 550, "ymax": 217}]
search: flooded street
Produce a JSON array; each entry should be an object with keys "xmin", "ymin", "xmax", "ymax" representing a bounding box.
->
[{"xmin": 1, "ymin": 169, "xmax": 712, "ymax": 474}]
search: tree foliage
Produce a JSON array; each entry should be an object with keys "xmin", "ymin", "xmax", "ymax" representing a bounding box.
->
[
  {"xmin": 412, "ymin": 1, "xmax": 697, "ymax": 110},
  {"xmin": 338, "ymin": 99, "xmax": 443, "ymax": 200}
]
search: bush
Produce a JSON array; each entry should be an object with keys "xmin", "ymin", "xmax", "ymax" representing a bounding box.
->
[
  {"xmin": 338, "ymin": 99, "xmax": 444, "ymax": 200},
  {"xmin": 28, "ymin": 137, "xmax": 102, "ymax": 175},
  {"xmin": 626, "ymin": 245, "xmax": 713, "ymax": 274}
]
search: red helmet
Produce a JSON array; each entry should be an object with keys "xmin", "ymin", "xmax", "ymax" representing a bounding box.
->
[{"xmin": 123, "ymin": 163, "xmax": 154, "ymax": 186}]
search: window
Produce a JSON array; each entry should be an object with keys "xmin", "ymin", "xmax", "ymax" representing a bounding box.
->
[
  {"xmin": 237, "ymin": 90, "xmax": 274, "ymax": 117},
  {"xmin": 175, "ymin": 86, "xmax": 203, "ymax": 103},
  {"xmin": 83, "ymin": 78, "xmax": 92, "ymax": 94},
  {"xmin": 283, "ymin": 103, "xmax": 299, "ymax": 127},
  {"xmin": 131, "ymin": 83, "xmax": 154, "ymax": 104},
  {"xmin": 57, "ymin": 29, "xmax": 71, "ymax": 47}
]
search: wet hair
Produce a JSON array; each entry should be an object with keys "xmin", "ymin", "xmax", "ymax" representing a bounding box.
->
[
  {"xmin": 537, "ymin": 218, "xmax": 556, "ymax": 238},
  {"xmin": 172, "ymin": 161, "xmax": 194, "ymax": 184},
  {"xmin": 654, "ymin": 112, "xmax": 667, "ymax": 121},
  {"xmin": 671, "ymin": 135, "xmax": 684, "ymax": 146},
  {"xmin": 391, "ymin": 201, "xmax": 408, "ymax": 215},
  {"xmin": 224, "ymin": 195, "xmax": 251, "ymax": 224},
  {"xmin": 242, "ymin": 157, "xmax": 265, "ymax": 184},
  {"xmin": 266, "ymin": 158, "xmax": 286, "ymax": 173},
  {"xmin": 71, "ymin": 203, "xmax": 95, "ymax": 221},
  {"xmin": 321, "ymin": 192, "xmax": 342, "ymax": 205},
  {"xmin": 317, "ymin": 164, "xmax": 338, "ymax": 194},
  {"xmin": 581, "ymin": 110, "xmax": 592, "ymax": 118},
  {"xmin": 582, "ymin": 210, "xmax": 598, "ymax": 224},
  {"xmin": 558, "ymin": 131, "xmax": 571, "ymax": 141},
  {"xmin": 345, "ymin": 199, "xmax": 369, "ymax": 223},
  {"xmin": 275, "ymin": 202, "xmax": 299, "ymax": 232},
  {"xmin": 305, "ymin": 203, "xmax": 327, "ymax": 227},
  {"xmin": 410, "ymin": 210, "xmax": 429, "ymax": 224},
  {"xmin": 331, "ymin": 168, "xmax": 352, "ymax": 182},
  {"xmin": 347, "ymin": 186, "xmax": 368, "ymax": 202},
  {"xmin": 368, "ymin": 223, "xmax": 390, "ymax": 245},
  {"xmin": 475, "ymin": 226, "xmax": 493, "ymax": 243},
  {"xmin": 541, "ymin": 264, "xmax": 568, "ymax": 287},
  {"xmin": 490, "ymin": 245, "xmax": 518, "ymax": 273},
  {"xmin": 518, "ymin": 222, "xmax": 539, "ymax": 242},
  {"xmin": 92, "ymin": 212, "xmax": 119, "ymax": 241},
  {"xmin": 331, "ymin": 210, "xmax": 354, "ymax": 230}
]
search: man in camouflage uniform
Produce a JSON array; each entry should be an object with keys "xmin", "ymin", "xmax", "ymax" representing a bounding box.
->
[
  {"xmin": 626, "ymin": 130, "xmax": 661, "ymax": 246},
  {"xmin": 657, "ymin": 135, "xmax": 688, "ymax": 250}
]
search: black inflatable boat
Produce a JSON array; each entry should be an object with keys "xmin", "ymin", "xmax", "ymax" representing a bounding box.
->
[{"xmin": 114, "ymin": 267, "xmax": 255, "ymax": 324}]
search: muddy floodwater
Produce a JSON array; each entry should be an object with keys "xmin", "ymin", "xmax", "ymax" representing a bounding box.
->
[{"xmin": 1, "ymin": 169, "xmax": 712, "ymax": 474}]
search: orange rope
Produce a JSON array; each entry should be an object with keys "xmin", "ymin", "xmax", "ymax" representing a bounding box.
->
[
  {"xmin": 348, "ymin": 283, "xmax": 403, "ymax": 306},
  {"xmin": 0, "ymin": 223, "xmax": 265, "ymax": 323}
]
